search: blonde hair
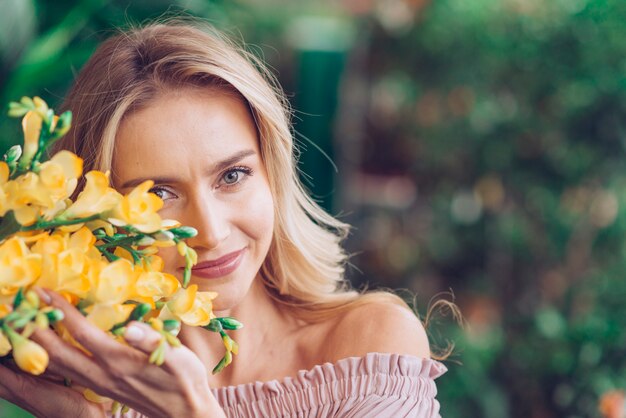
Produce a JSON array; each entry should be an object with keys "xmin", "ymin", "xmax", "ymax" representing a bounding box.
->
[{"xmin": 54, "ymin": 20, "xmax": 410, "ymax": 321}]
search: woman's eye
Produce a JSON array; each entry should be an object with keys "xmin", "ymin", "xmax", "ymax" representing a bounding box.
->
[
  {"xmin": 149, "ymin": 186, "xmax": 176, "ymax": 201},
  {"xmin": 219, "ymin": 166, "xmax": 253, "ymax": 187},
  {"xmin": 223, "ymin": 171, "xmax": 240, "ymax": 185}
]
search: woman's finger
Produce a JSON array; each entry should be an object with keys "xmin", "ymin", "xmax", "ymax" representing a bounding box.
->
[
  {"xmin": 36, "ymin": 288, "xmax": 124, "ymax": 357},
  {"xmin": 123, "ymin": 322, "xmax": 163, "ymax": 354},
  {"xmin": 30, "ymin": 326, "xmax": 106, "ymax": 386},
  {"xmin": 122, "ymin": 322, "xmax": 197, "ymax": 375}
]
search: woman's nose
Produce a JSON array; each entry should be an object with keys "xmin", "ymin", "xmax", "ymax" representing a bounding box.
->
[{"xmin": 184, "ymin": 196, "xmax": 230, "ymax": 250}]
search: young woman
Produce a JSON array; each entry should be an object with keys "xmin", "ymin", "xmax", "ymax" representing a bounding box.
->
[{"xmin": 0, "ymin": 21, "xmax": 445, "ymax": 417}]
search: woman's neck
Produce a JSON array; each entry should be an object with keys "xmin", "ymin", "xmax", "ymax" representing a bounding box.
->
[{"xmin": 180, "ymin": 277, "xmax": 310, "ymax": 387}]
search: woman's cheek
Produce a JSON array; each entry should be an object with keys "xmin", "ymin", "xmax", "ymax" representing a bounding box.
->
[
  {"xmin": 244, "ymin": 186, "xmax": 275, "ymax": 250},
  {"xmin": 158, "ymin": 246, "xmax": 180, "ymax": 276}
]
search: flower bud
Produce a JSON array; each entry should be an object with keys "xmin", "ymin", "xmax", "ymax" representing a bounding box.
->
[
  {"xmin": 170, "ymin": 226, "xmax": 197, "ymax": 239},
  {"xmin": 176, "ymin": 241, "xmax": 187, "ymax": 257},
  {"xmin": 129, "ymin": 303, "xmax": 151, "ymax": 322},
  {"xmin": 231, "ymin": 339, "xmax": 239, "ymax": 356},
  {"xmin": 53, "ymin": 111, "xmax": 72, "ymax": 138},
  {"xmin": 205, "ymin": 318, "xmax": 223, "ymax": 333},
  {"xmin": 45, "ymin": 309, "xmax": 64, "ymax": 323},
  {"xmin": 4, "ymin": 145, "xmax": 22, "ymax": 163},
  {"xmin": 137, "ymin": 236, "xmax": 156, "ymax": 246},
  {"xmin": 164, "ymin": 332, "xmax": 182, "ymax": 347},
  {"xmin": 218, "ymin": 317, "xmax": 244, "ymax": 330},
  {"xmin": 6, "ymin": 328, "xmax": 49, "ymax": 375},
  {"xmin": 19, "ymin": 96, "xmax": 34, "ymax": 108},
  {"xmin": 162, "ymin": 319, "xmax": 180, "ymax": 334},
  {"xmin": 35, "ymin": 312, "xmax": 49, "ymax": 329},
  {"xmin": 155, "ymin": 230, "xmax": 175, "ymax": 242},
  {"xmin": 221, "ymin": 334, "xmax": 233, "ymax": 352},
  {"xmin": 25, "ymin": 291, "xmax": 40, "ymax": 309},
  {"xmin": 150, "ymin": 318, "xmax": 164, "ymax": 332},
  {"xmin": 8, "ymin": 102, "xmax": 28, "ymax": 118}
]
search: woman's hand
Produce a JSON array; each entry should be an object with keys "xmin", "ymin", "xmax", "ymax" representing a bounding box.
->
[
  {"xmin": 18, "ymin": 289, "xmax": 225, "ymax": 418},
  {"xmin": 0, "ymin": 362, "xmax": 106, "ymax": 418}
]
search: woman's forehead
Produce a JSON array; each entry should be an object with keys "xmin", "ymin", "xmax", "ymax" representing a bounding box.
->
[{"xmin": 111, "ymin": 89, "xmax": 260, "ymax": 184}]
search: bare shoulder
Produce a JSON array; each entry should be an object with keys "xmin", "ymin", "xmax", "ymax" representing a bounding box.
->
[{"xmin": 321, "ymin": 301, "xmax": 431, "ymax": 362}]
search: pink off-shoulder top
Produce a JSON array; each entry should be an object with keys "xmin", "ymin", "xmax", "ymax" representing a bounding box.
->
[{"xmin": 113, "ymin": 352, "xmax": 446, "ymax": 418}]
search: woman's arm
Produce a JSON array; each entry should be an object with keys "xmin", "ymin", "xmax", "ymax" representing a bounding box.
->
[{"xmin": 1, "ymin": 289, "xmax": 225, "ymax": 418}]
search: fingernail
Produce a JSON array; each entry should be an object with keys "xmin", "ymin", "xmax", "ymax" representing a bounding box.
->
[
  {"xmin": 124, "ymin": 325, "xmax": 145, "ymax": 342},
  {"xmin": 33, "ymin": 287, "xmax": 51, "ymax": 305}
]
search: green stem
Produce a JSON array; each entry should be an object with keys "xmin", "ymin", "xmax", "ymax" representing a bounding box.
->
[
  {"xmin": 96, "ymin": 235, "xmax": 143, "ymax": 249},
  {"xmin": 22, "ymin": 214, "xmax": 100, "ymax": 231}
]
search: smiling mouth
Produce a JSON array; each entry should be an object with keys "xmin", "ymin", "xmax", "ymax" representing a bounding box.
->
[{"xmin": 188, "ymin": 248, "xmax": 246, "ymax": 279}]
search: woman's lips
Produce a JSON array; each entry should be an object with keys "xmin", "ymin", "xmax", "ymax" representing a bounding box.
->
[{"xmin": 190, "ymin": 248, "xmax": 246, "ymax": 279}]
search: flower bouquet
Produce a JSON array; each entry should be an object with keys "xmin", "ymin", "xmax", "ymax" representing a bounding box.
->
[{"xmin": 0, "ymin": 97, "xmax": 240, "ymax": 381}]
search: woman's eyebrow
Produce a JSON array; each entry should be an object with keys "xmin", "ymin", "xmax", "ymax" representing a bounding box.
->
[
  {"xmin": 119, "ymin": 149, "xmax": 257, "ymax": 189},
  {"xmin": 208, "ymin": 149, "xmax": 256, "ymax": 176}
]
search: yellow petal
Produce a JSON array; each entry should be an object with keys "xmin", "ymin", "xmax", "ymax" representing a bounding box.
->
[
  {"xmin": 58, "ymin": 223, "xmax": 85, "ymax": 233},
  {"xmin": 48, "ymin": 151, "xmax": 83, "ymax": 181},
  {"xmin": 64, "ymin": 171, "xmax": 121, "ymax": 218},
  {"xmin": 86, "ymin": 303, "xmax": 134, "ymax": 331},
  {"xmin": 0, "ymin": 330, "xmax": 11, "ymax": 356},
  {"xmin": 177, "ymin": 306, "xmax": 211, "ymax": 326},
  {"xmin": 13, "ymin": 205, "xmax": 39, "ymax": 226},
  {"xmin": 0, "ymin": 162, "xmax": 9, "ymax": 184},
  {"xmin": 21, "ymin": 111, "xmax": 42, "ymax": 159},
  {"xmin": 93, "ymin": 259, "xmax": 135, "ymax": 304},
  {"xmin": 136, "ymin": 271, "xmax": 180, "ymax": 298},
  {"xmin": 0, "ymin": 304, "xmax": 12, "ymax": 320},
  {"xmin": 68, "ymin": 226, "xmax": 95, "ymax": 250},
  {"xmin": 32, "ymin": 96, "xmax": 49, "ymax": 116},
  {"xmin": 167, "ymin": 285, "xmax": 197, "ymax": 315},
  {"xmin": 142, "ymin": 255, "xmax": 164, "ymax": 272}
]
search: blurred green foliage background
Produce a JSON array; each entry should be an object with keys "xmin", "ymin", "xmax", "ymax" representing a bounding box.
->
[{"xmin": 0, "ymin": 0, "xmax": 625, "ymax": 417}]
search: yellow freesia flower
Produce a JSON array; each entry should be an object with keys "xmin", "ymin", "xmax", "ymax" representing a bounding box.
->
[
  {"xmin": 63, "ymin": 171, "xmax": 121, "ymax": 219},
  {"xmin": 38, "ymin": 151, "xmax": 82, "ymax": 203},
  {"xmin": 31, "ymin": 228, "xmax": 99, "ymax": 299},
  {"xmin": 30, "ymin": 231, "xmax": 83, "ymax": 298},
  {"xmin": 160, "ymin": 285, "xmax": 217, "ymax": 327},
  {"xmin": 89, "ymin": 258, "xmax": 137, "ymax": 305},
  {"xmin": 109, "ymin": 180, "xmax": 163, "ymax": 233},
  {"xmin": 4, "ymin": 172, "xmax": 52, "ymax": 226},
  {"xmin": 136, "ymin": 271, "xmax": 180, "ymax": 302},
  {"xmin": 7, "ymin": 329, "xmax": 49, "ymax": 375},
  {"xmin": 21, "ymin": 111, "xmax": 42, "ymax": 163},
  {"xmin": 0, "ymin": 237, "xmax": 42, "ymax": 289}
]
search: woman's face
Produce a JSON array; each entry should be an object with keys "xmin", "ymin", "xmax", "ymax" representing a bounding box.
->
[{"xmin": 112, "ymin": 88, "xmax": 275, "ymax": 311}]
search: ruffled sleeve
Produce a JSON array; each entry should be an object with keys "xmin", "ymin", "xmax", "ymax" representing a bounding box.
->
[
  {"xmin": 110, "ymin": 352, "xmax": 446, "ymax": 418},
  {"xmin": 213, "ymin": 352, "xmax": 446, "ymax": 418}
]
